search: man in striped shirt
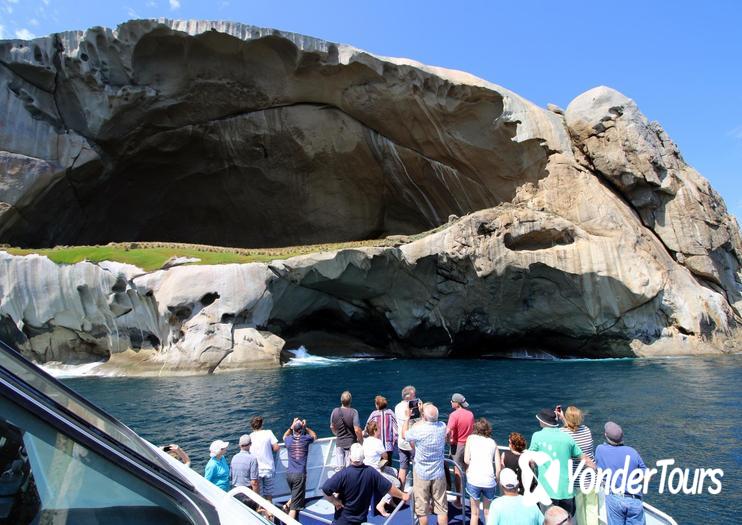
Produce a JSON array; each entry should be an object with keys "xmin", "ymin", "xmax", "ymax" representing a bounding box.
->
[{"xmin": 403, "ymin": 402, "xmax": 448, "ymax": 525}]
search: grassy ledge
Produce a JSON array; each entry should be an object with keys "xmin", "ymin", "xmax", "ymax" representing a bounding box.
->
[{"xmin": 2, "ymin": 239, "xmax": 399, "ymax": 272}]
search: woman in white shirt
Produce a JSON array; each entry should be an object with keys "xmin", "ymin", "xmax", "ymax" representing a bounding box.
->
[
  {"xmin": 463, "ymin": 418, "xmax": 500, "ymax": 525},
  {"xmin": 363, "ymin": 420, "xmax": 401, "ymax": 516}
]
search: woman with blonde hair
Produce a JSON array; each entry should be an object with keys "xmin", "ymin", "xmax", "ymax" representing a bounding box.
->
[{"xmin": 559, "ymin": 405, "xmax": 598, "ymax": 525}]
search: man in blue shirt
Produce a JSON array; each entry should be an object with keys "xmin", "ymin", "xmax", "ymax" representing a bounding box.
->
[
  {"xmin": 230, "ymin": 434, "xmax": 259, "ymax": 508},
  {"xmin": 595, "ymin": 422, "xmax": 647, "ymax": 525},
  {"xmin": 322, "ymin": 443, "xmax": 409, "ymax": 525}
]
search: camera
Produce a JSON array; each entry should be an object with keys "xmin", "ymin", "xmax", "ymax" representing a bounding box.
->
[{"xmin": 408, "ymin": 398, "xmax": 421, "ymax": 419}]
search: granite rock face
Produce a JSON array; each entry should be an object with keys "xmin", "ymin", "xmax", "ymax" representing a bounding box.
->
[{"xmin": 0, "ymin": 21, "xmax": 740, "ymax": 371}]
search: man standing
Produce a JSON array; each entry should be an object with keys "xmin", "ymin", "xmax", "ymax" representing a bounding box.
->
[
  {"xmin": 230, "ymin": 434, "xmax": 259, "ymax": 508},
  {"xmin": 249, "ymin": 416, "xmax": 280, "ymax": 504},
  {"xmin": 486, "ymin": 468, "xmax": 544, "ymax": 525},
  {"xmin": 321, "ymin": 443, "xmax": 409, "ymax": 525},
  {"xmin": 330, "ymin": 391, "xmax": 363, "ymax": 471},
  {"xmin": 529, "ymin": 408, "xmax": 594, "ymax": 516},
  {"xmin": 403, "ymin": 402, "xmax": 448, "ymax": 525},
  {"xmin": 447, "ymin": 392, "xmax": 474, "ymax": 508},
  {"xmin": 595, "ymin": 422, "xmax": 647, "ymax": 525},
  {"xmin": 394, "ymin": 385, "xmax": 417, "ymax": 487},
  {"xmin": 283, "ymin": 418, "xmax": 317, "ymax": 520}
]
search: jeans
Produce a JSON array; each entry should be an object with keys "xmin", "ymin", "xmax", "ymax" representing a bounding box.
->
[{"xmin": 605, "ymin": 494, "xmax": 646, "ymax": 525}]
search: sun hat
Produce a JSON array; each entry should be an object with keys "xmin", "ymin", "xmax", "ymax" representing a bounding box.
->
[
  {"xmin": 500, "ymin": 468, "xmax": 519, "ymax": 489},
  {"xmin": 239, "ymin": 434, "xmax": 251, "ymax": 446},
  {"xmin": 451, "ymin": 393, "xmax": 469, "ymax": 408},
  {"xmin": 349, "ymin": 443, "xmax": 365, "ymax": 463},
  {"xmin": 604, "ymin": 421, "xmax": 624, "ymax": 445},
  {"xmin": 210, "ymin": 439, "xmax": 229, "ymax": 456},
  {"xmin": 536, "ymin": 408, "xmax": 559, "ymax": 427}
]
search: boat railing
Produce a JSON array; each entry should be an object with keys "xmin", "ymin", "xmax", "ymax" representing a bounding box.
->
[{"xmin": 261, "ymin": 437, "xmax": 676, "ymax": 525}]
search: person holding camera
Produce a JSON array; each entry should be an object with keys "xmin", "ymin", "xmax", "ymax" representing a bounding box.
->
[
  {"xmin": 162, "ymin": 443, "xmax": 191, "ymax": 467},
  {"xmin": 282, "ymin": 418, "xmax": 317, "ymax": 520},
  {"xmin": 394, "ymin": 385, "xmax": 419, "ymax": 487}
]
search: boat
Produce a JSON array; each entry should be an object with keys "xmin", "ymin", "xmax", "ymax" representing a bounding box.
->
[{"xmin": 0, "ymin": 340, "xmax": 677, "ymax": 524}]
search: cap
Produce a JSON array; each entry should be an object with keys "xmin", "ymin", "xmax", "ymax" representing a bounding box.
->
[
  {"xmin": 451, "ymin": 393, "xmax": 469, "ymax": 408},
  {"xmin": 210, "ymin": 440, "xmax": 229, "ymax": 456},
  {"xmin": 536, "ymin": 408, "xmax": 558, "ymax": 427},
  {"xmin": 604, "ymin": 421, "xmax": 624, "ymax": 445},
  {"xmin": 239, "ymin": 434, "xmax": 251, "ymax": 446},
  {"xmin": 349, "ymin": 443, "xmax": 365, "ymax": 464},
  {"xmin": 500, "ymin": 468, "xmax": 519, "ymax": 489}
]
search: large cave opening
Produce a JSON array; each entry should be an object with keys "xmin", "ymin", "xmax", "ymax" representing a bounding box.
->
[{"xmin": 1, "ymin": 25, "xmax": 554, "ymax": 249}]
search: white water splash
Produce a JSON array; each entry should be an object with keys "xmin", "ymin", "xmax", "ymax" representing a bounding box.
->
[
  {"xmin": 283, "ymin": 346, "xmax": 376, "ymax": 367},
  {"xmin": 38, "ymin": 361, "xmax": 119, "ymax": 378}
]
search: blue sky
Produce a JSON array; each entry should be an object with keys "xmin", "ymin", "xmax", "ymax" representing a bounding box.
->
[{"xmin": 1, "ymin": 0, "xmax": 740, "ymax": 218}]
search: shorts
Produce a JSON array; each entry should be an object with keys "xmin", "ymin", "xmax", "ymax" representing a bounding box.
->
[
  {"xmin": 286, "ymin": 472, "xmax": 307, "ymax": 510},
  {"xmin": 465, "ymin": 482, "xmax": 496, "ymax": 501},
  {"xmin": 452, "ymin": 444, "xmax": 466, "ymax": 469},
  {"xmin": 259, "ymin": 473, "xmax": 274, "ymax": 497},
  {"xmin": 413, "ymin": 476, "xmax": 447, "ymax": 516},
  {"xmin": 398, "ymin": 448, "xmax": 413, "ymax": 470}
]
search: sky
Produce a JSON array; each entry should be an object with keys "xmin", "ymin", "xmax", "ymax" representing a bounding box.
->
[{"xmin": 1, "ymin": 0, "xmax": 740, "ymax": 218}]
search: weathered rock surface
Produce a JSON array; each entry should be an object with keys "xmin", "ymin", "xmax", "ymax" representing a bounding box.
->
[{"xmin": 0, "ymin": 21, "xmax": 740, "ymax": 371}]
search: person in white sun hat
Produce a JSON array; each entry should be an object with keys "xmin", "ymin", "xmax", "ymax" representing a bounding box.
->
[{"xmin": 204, "ymin": 439, "xmax": 230, "ymax": 491}]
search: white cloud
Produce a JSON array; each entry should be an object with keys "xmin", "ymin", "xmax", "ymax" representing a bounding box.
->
[
  {"xmin": 15, "ymin": 28, "xmax": 36, "ymax": 40},
  {"xmin": 145, "ymin": 0, "xmax": 157, "ymax": 7},
  {"xmin": 3, "ymin": 6, "xmax": 12, "ymax": 14},
  {"xmin": 169, "ymin": 0, "xmax": 180, "ymax": 10},
  {"xmin": 127, "ymin": 7, "xmax": 139, "ymax": 18},
  {"xmin": 29, "ymin": 18, "xmax": 39, "ymax": 27},
  {"xmin": 42, "ymin": 0, "xmax": 50, "ymax": 5},
  {"xmin": 219, "ymin": 1, "xmax": 230, "ymax": 8},
  {"xmin": 8, "ymin": 0, "xmax": 19, "ymax": 4}
]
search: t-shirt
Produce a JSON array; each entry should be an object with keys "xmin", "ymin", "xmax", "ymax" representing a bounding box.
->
[
  {"xmin": 285, "ymin": 433, "xmax": 315, "ymax": 474},
  {"xmin": 394, "ymin": 400, "xmax": 413, "ymax": 451},
  {"xmin": 321, "ymin": 464, "xmax": 392, "ymax": 525},
  {"xmin": 230, "ymin": 451, "xmax": 258, "ymax": 488},
  {"xmin": 464, "ymin": 435, "xmax": 497, "ymax": 488},
  {"xmin": 330, "ymin": 407, "xmax": 360, "ymax": 449},
  {"xmin": 250, "ymin": 429, "xmax": 278, "ymax": 476},
  {"xmin": 204, "ymin": 456, "xmax": 230, "ymax": 491},
  {"xmin": 447, "ymin": 407, "xmax": 474, "ymax": 445},
  {"xmin": 362, "ymin": 436, "xmax": 387, "ymax": 470},
  {"xmin": 529, "ymin": 427, "xmax": 583, "ymax": 500},
  {"xmin": 486, "ymin": 495, "xmax": 544, "ymax": 525},
  {"xmin": 562, "ymin": 425, "xmax": 594, "ymax": 489},
  {"xmin": 595, "ymin": 443, "xmax": 647, "ymax": 496}
]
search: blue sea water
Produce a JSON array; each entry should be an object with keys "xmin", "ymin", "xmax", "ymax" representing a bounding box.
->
[{"xmin": 64, "ymin": 354, "xmax": 742, "ymax": 524}]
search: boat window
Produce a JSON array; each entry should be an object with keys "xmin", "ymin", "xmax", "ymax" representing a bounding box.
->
[
  {"xmin": 0, "ymin": 395, "xmax": 196, "ymax": 524},
  {"xmin": 0, "ymin": 344, "xmax": 182, "ymax": 481}
]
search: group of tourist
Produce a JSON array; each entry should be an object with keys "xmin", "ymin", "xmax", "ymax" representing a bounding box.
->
[{"xmin": 183, "ymin": 385, "xmax": 648, "ymax": 525}]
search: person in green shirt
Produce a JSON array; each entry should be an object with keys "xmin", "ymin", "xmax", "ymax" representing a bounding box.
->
[{"xmin": 529, "ymin": 408, "xmax": 594, "ymax": 517}]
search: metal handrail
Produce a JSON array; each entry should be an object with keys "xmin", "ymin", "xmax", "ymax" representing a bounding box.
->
[
  {"xmin": 382, "ymin": 486, "xmax": 412, "ymax": 525},
  {"xmin": 226, "ymin": 486, "xmax": 301, "ymax": 525},
  {"xmin": 444, "ymin": 456, "xmax": 467, "ymax": 525}
]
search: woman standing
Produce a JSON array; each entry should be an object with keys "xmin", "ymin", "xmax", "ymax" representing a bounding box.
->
[
  {"xmin": 204, "ymin": 439, "xmax": 230, "ymax": 491},
  {"xmin": 560, "ymin": 406, "xmax": 598, "ymax": 525},
  {"xmin": 366, "ymin": 395, "xmax": 398, "ymax": 454},
  {"xmin": 463, "ymin": 418, "xmax": 500, "ymax": 525},
  {"xmin": 500, "ymin": 432, "xmax": 530, "ymax": 495}
]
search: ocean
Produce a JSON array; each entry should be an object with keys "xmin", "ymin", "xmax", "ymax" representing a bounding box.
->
[{"xmin": 62, "ymin": 352, "xmax": 741, "ymax": 524}]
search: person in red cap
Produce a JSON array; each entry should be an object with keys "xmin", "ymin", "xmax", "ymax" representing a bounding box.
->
[{"xmin": 447, "ymin": 392, "xmax": 474, "ymax": 508}]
